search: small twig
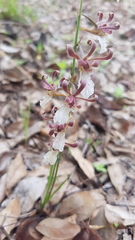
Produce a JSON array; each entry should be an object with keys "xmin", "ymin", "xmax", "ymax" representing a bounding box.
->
[{"xmin": 0, "ymin": 226, "xmax": 14, "ymax": 240}]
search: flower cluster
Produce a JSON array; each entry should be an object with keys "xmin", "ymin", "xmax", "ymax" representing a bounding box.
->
[
  {"xmin": 81, "ymin": 11, "xmax": 120, "ymax": 53},
  {"xmin": 40, "ymin": 12, "xmax": 119, "ymax": 165}
]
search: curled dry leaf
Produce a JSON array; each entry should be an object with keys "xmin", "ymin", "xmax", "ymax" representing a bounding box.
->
[
  {"xmin": 16, "ymin": 217, "xmax": 43, "ymax": 240},
  {"xmin": 73, "ymin": 227, "xmax": 103, "ymax": 240},
  {"xmin": 70, "ymin": 147, "xmax": 95, "ymax": 179},
  {"xmin": 0, "ymin": 196, "xmax": 21, "ymax": 240},
  {"xmin": 105, "ymin": 204, "xmax": 135, "ymax": 226},
  {"xmin": 6, "ymin": 153, "xmax": 27, "ymax": 195},
  {"xmin": 107, "ymin": 164, "xmax": 125, "ymax": 196},
  {"xmin": 58, "ymin": 189, "xmax": 104, "ymax": 222},
  {"xmin": 36, "ymin": 217, "xmax": 80, "ymax": 240}
]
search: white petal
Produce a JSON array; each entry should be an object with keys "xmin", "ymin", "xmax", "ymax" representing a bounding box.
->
[
  {"xmin": 40, "ymin": 92, "xmax": 52, "ymax": 109},
  {"xmin": 53, "ymin": 104, "xmax": 71, "ymax": 125},
  {"xmin": 43, "ymin": 150, "xmax": 58, "ymax": 165},
  {"xmin": 78, "ymin": 71, "xmax": 94, "ymax": 99},
  {"xmin": 52, "ymin": 131, "xmax": 65, "ymax": 152},
  {"xmin": 98, "ymin": 36, "xmax": 108, "ymax": 54}
]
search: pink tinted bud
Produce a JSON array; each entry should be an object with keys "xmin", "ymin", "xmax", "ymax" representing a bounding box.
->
[
  {"xmin": 97, "ymin": 11, "xmax": 103, "ymax": 21},
  {"xmin": 106, "ymin": 12, "xmax": 114, "ymax": 23},
  {"xmin": 68, "ymin": 120, "xmax": 75, "ymax": 127},
  {"xmin": 77, "ymin": 105, "xmax": 81, "ymax": 108},
  {"xmin": 66, "ymin": 141, "xmax": 79, "ymax": 148},
  {"xmin": 49, "ymin": 129, "xmax": 54, "ymax": 136}
]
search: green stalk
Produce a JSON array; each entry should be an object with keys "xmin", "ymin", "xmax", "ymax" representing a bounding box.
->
[
  {"xmin": 40, "ymin": 153, "xmax": 60, "ymax": 211},
  {"xmin": 71, "ymin": 0, "xmax": 83, "ymax": 77}
]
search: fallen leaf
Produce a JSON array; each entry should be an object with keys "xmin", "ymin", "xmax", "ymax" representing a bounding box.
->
[
  {"xmin": 0, "ymin": 174, "xmax": 7, "ymax": 203},
  {"xmin": 36, "ymin": 217, "xmax": 80, "ymax": 240},
  {"xmin": 16, "ymin": 217, "xmax": 42, "ymax": 240},
  {"xmin": 0, "ymin": 196, "xmax": 21, "ymax": 240},
  {"xmin": 64, "ymin": 214, "xmax": 77, "ymax": 224},
  {"xmin": 0, "ymin": 43, "xmax": 20, "ymax": 53},
  {"xmin": 85, "ymin": 105, "xmax": 107, "ymax": 131},
  {"xmin": 107, "ymin": 164, "xmax": 125, "ymax": 196},
  {"xmin": 7, "ymin": 121, "xmax": 43, "ymax": 147},
  {"xmin": 97, "ymin": 93, "xmax": 121, "ymax": 110},
  {"xmin": 58, "ymin": 189, "xmax": 104, "ymax": 222},
  {"xmin": 70, "ymin": 147, "xmax": 95, "ymax": 179},
  {"xmin": 73, "ymin": 227, "xmax": 103, "ymax": 240},
  {"xmin": 0, "ymin": 140, "xmax": 10, "ymax": 155},
  {"xmin": 6, "ymin": 153, "xmax": 27, "ymax": 194},
  {"xmin": 91, "ymin": 206, "xmax": 118, "ymax": 240},
  {"xmin": 105, "ymin": 204, "xmax": 135, "ymax": 226},
  {"xmin": 14, "ymin": 176, "xmax": 47, "ymax": 213}
]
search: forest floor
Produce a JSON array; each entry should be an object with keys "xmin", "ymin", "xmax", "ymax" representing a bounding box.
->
[{"xmin": 0, "ymin": 0, "xmax": 135, "ymax": 239}]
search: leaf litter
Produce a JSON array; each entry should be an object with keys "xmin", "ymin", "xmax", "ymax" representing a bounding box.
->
[{"xmin": 0, "ymin": 0, "xmax": 135, "ymax": 239}]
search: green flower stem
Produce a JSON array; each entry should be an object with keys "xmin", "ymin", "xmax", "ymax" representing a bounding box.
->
[
  {"xmin": 71, "ymin": 0, "xmax": 83, "ymax": 77},
  {"xmin": 50, "ymin": 175, "xmax": 70, "ymax": 199},
  {"xmin": 40, "ymin": 154, "xmax": 60, "ymax": 211}
]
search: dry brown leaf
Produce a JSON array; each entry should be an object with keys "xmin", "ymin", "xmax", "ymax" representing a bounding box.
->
[
  {"xmin": 14, "ymin": 176, "xmax": 47, "ymax": 213},
  {"xmin": 107, "ymin": 143, "xmax": 135, "ymax": 155},
  {"xmin": 6, "ymin": 153, "xmax": 27, "ymax": 194},
  {"xmin": 0, "ymin": 140, "xmax": 10, "ymax": 155},
  {"xmin": 64, "ymin": 214, "xmax": 77, "ymax": 224},
  {"xmin": 105, "ymin": 204, "xmax": 135, "ymax": 226},
  {"xmin": 70, "ymin": 147, "xmax": 95, "ymax": 179},
  {"xmin": 107, "ymin": 164, "xmax": 125, "ymax": 196},
  {"xmin": 91, "ymin": 206, "xmax": 118, "ymax": 240},
  {"xmin": 85, "ymin": 105, "xmax": 107, "ymax": 131},
  {"xmin": 36, "ymin": 218, "xmax": 80, "ymax": 240},
  {"xmin": 16, "ymin": 217, "xmax": 42, "ymax": 240},
  {"xmin": 123, "ymin": 233, "xmax": 132, "ymax": 240},
  {"xmin": 58, "ymin": 189, "xmax": 104, "ymax": 222},
  {"xmin": 0, "ymin": 173, "xmax": 7, "ymax": 203},
  {"xmin": 0, "ymin": 196, "xmax": 21, "ymax": 240},
  {"xmin": 73, "ymin": 227, "xmax": 103, "ymax": 240},
  {"xmin": 97, "ymin": 93, "xmax": 121, "ymax": 110},
  {"xmin": 7, "ymin": 121, "xmax": 43, "ymax": 148}
]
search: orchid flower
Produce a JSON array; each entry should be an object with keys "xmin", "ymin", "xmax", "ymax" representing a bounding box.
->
[
  {"xmin": 52, "ymin": 131, "xmax": 66, "ymax": 152},
  {"xmin": 53, "ymin": 76, "xmax": 98, "ymax": 125},
  {"xmin": 81, "ymin": 12, "xmax": 120, "ymax": 53},
  {"xmin": 43, "ymin": 149, "xmax": 59, "ymax": 165},
  {"xmin": 67, "ymin": 40, "xmax": 112, "ymax": 98},
  {"xmin": 67, "ymin": 40, "xmax": 113, "ymax": 72}
]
